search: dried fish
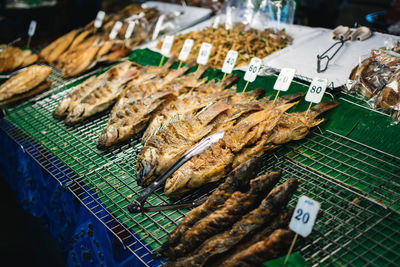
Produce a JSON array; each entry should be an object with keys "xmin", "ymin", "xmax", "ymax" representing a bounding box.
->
[
  {"xmin": 165, "ymin": 171, "xmax": 281, "ymax": 260},
  {"xmin": 0, "ymin": 46, "xmax": 38, "ymax": 73}
]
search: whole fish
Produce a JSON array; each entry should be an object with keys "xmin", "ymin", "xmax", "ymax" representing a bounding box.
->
[
  {"xmin": 64, "ymin": 61, "xmax": 137, "ymax": 125},
  {"xmin": 40, "ymin": 29, "xmax": 80, "ymax": 64},
  {"xmin": 164, "ymin": 102, "xmax": 296, "ymax": 197},
  {"xmin": 0, "ymin": 65, "xmax": 52, "ymax": 102},
  {"xmin": 0, "ymin": 46, "xmax": 38, "ymax": 73}
]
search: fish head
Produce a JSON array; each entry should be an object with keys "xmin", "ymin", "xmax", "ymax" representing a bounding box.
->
[
  {"xmin": 136, "ymin": 146, "xmax": 159, "ymax": 186},
  {"xmin": 53, "ymin": 99, "xmax": 70, "ymax": 119},
  {"xmin": 64, "ymin": 105, "xmax": 85, "ymax": 125},
  {"xmin": 97, "ymin": 125, "xmax": 120, "ymax": 150}
]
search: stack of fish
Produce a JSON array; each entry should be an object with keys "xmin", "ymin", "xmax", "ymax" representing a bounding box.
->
[
  {"xmin": 0, "ymin": 45, "xmax": 38, "ymax": 74},
  {"xmin": 40, "ymin": 4, "xmax": 159, "ymax": 78},
  {"xmin": 348, "ymin": 43, "xmax": 400, "ymax": 121},
  {"xmin": 158, "ymin": 158, "xmax": 299, "ymax": 267},
  {"xmin": 136, "ymin": 92, "xmax": 338, "ymax": 197},
  {"xmin": 0, "ymin": 65, "xmax": 52, "ymax": 105}
]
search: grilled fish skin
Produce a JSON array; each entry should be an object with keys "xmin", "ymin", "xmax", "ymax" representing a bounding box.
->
[
  {"xmin": 0, "ymin": 78, "xmax": 51, "ymax": 105},
  {"xmin": 164, "ymin": 102, "xmax": 296, "ymax": 197},
  {"xmin": 64, "ymin": 61, "xmax": 137, "ymax": 125},
  {"xmin": 165, "ymin": 179, "xmax": 299, "ymax": 266},
  {"xmin": 0, "ymin": 46, "xmax": 38, "ymax": 74},
  {"xmin": 220, "ymin": 229, "xmax": 294, "ymax": 267},
  {"xmin": 0, "ymin": 65, "xmax": 52, "ymax": 102},
  {"xmin": 158, "ymin": 157, "xmax": 264, "ymax": 255},
  {"xmin": 40, "ymin": 29, "xmax": 80, "ymax": 64},
  {"xmin": 165, "ymin": 171, "xmax": 281, "ymax": 260}
]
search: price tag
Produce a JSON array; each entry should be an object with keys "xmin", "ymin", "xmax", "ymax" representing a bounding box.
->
[
  {"xmin": 152, "ymin": 14, "xmax": 165, "ymax": 41},
  {"xmin": 244, "ymin": 57, "xmax": 261, "ymax": 82},
  {"xmin": 305, "ymin": 77, "xmax": 328, "ymax": 103},
  {"xmin": 161, "ymin": 35, "xmax": 174, "ymax": 56},
  {"xmin": 213, "ymin": 15, "xmax": 220, "ymax": 29},
  {"xmin": 197, "ymin": 42, "xmax": 212, "ymax": 65},
  {"xmin": 225, "ymin": 6, "xmax": 233, "ymax": 30},
  {"xmin": 178, "ymin": 39, "xmax": 194, "ymax": 61},
  {"xmin": 28, "ymin": 20, "xmax": 37, "ymax": 36},
  {"xmin": 109, "ymin": 21, "xmax": 123, "ymax": 40},
  {"xmin": 345, "ymin": 79, "xmax": 356, "ymax": 91},
  {"xmin": 94, "ymin": 10, "xmax": 106, "ymax": 29},
  {"xmin": 289, "ymin": 195, "xmax": 320, "ymax": 238},
  {"xmin": 273, "ymin": 68, "xmax": 296, "ymax": 91},
  {"xmin": 125, "ymin": 21, "xmax": 136, "ymax": 39},
  {"xmin": 222, "ymin": 50, "xmax": 238, "ymax": 74}
]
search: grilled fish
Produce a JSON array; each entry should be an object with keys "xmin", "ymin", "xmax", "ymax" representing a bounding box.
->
[
  {"xmin": 164, "ymin": 102, "xmax": 296, "ymax": 197},
  {"xmin": 40, "ymin": 29, "xmax": 79, "ymax": 64},
  {"xmin": 64, "ymin": 61, "xmax": 137, "ymax": 125},
  {"xmin": 0, "ymin": 46, "xmax": 38, "ymax": 73},
  {"xmin": 165, "ymin": 171, "xmax": 281, "ymax": 260},
  {"xmin": 220, "ymin": 229, "xmax": 294, "ymax": 267},
  {"xmin": 0, "ymin": 65, "xmax": 52, "ymax": 102},
  {"xmin": 159, "ymin": 157, "xmax": 264, "ymax": 255},
  {"xmin": 165, "ymin": 179, "xmax": 299, "ymax": 266}
]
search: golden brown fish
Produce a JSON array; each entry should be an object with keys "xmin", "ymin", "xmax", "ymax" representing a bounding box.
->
[
  {"xmin": 40, "ymin": 29, "xmax": 80, "ymax": 64},
  {"xmin": 0, "ymin": 46, "xmax": 38, "ymax": 74}
]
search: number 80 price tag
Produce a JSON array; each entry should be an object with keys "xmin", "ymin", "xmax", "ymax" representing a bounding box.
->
[
  {"xmin": 305, "ymin": 77, "xmax": 328, "ymax": 103},
  {"xmin": 289, "ymin": 195, "xmax": 320, "ymax": 238}
]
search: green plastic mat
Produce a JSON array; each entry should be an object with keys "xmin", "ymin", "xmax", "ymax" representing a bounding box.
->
[{"xmin": 2, "ymin": 48, "xmax": 400, "ymax": 266}]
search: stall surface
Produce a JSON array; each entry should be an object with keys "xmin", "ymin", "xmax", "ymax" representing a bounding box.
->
[{"xmin": 1, "ymin": 47, "xmax": 400, "ymax": 266}]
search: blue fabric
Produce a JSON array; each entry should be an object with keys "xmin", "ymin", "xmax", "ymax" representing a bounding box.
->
[{"xmin": 0, "ymin": 125, "xmax": 162, "ymax": 267}]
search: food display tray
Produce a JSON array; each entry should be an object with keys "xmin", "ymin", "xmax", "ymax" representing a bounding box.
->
[{"xmin": 1, "ymin": 49, "xmax": 400, "ymax": 266}]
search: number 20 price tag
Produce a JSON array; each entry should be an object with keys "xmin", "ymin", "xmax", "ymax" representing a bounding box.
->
[
  {"xmin": 179, "ymin": 39, "xmax": 194, "ymax": 61},
  {"xmin": 289, "ymin": 195, "xmax": 320, "ymax": 238},
  {"xmin": 305, "ymin": 77, "xmax": 328, "ymax": 103},
  {"xmin": 244, "ymin": 57, "xmax": 261, "ymax": 82},
  {"xmin": 222, "ymin": 50, "xmax": 238, "ymax": 74}
]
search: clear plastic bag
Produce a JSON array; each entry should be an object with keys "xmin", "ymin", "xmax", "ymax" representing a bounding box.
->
[{"xmin": 253, "ymin": 0, "xmax": 296, "ymax": 30}]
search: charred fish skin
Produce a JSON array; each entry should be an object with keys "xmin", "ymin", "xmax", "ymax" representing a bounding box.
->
[
  {"xmin": 157, "ymin": 157, "xmax": 265, "ymax": 255},
  {"xmin": 166, "ymin": 179, "xmax": 299, "ymax": 267},
  {"xmin": 165, "ymin": 171, "xmax": 282, "ymax": 260},
  {"xmin": 220, "ymin": 229, "xmax": 294, "ymax": 267}
]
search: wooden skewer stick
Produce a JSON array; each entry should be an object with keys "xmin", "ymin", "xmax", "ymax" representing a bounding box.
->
[
  {"xmin": 177, "ymin": 61, "xmax": 183, "ymax": 69},
  {"xmin": 273, "ymin": 90, "xmax": 280, "ymax": 105},
  {"xmin": 220, "ymin": 73, "xmax": 227, "ymax": 89},
  {"xmin": 284, "ymin": 233, "xmax": 298, "ymax": 264},
  {"xmin": 27, "ymin": 36, "xmax": 32, "ymax": 48},
  {"xmin": 241, "ymin": 81, "xmax": 249, "ymax": 95},
  {"xmin": 305, "ymin": 102, "xmax": 313, "ymax": 116},
  {"xmin": 159, "ymin": 55, "xmax": 165, "ymax": 67}
]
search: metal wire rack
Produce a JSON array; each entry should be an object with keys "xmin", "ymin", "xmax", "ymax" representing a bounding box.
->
[{"xmin": 1, "ymin": 71, "xmax": 400, "ymax": 266}]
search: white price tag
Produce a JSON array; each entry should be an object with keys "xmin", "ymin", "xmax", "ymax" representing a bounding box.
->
[
  {"xmin": 178, "ymin": 39, "xmax": 194, "ymax": 61},
  {"xmin": 152, "ymin": 14, "xmax": 165, "ymax": 41},
  {"xmin": 305, "ymin": 77, "xmax": 328, "ymax": 103},
  {"xmin": 222, "ymin": 50, "xmax": 238, "ymax": 74},
  {"xmin": 125, "ymin": 21, "xmax": 136, "ymax": 39},
  {"xmin": 94, "ymin": 11, "xmax": 106, "ymax": 29},
  {"xmin": 225, "ymin": 6, "xmax": 233, "ymax": 30},
  {"xmin": 197, "ymin": 42, "xmax": 212, "ymax": 65},
  {"xmin": 213, "ymin": 15, "xmax": 220, "ymax": 29},
  {"xmin": 244, "ymin": 57, "xmax": 261, "ymax": 82},
  {"xmin": 161, "ymin": 35, "xmax": 174, "ymax": 56},
  {"xmin": 28, "ymin": 20, "xmax": 37, "ymax": 36},
  {"xmin": 289, "ymin": 196, "xmax": 320, "ymax": 238},
  {"xmin": 109, "ymin": 21, "xmax": 123, "ymax": 40},
  {"xmin": 345, "ymin": 79, "xmax": 356, "ymax": 90},
  {"xmin": 273, "ymin": 68, "xmax": 296, "ymax": 91}
]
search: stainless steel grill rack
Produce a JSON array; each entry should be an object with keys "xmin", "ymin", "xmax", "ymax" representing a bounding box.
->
[{"xmin": 1, "ymin": 70, "xmax": 400, "ymax": 266}]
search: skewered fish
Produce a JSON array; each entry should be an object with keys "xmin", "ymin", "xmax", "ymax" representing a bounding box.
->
[
  {"xmin": 0, "ymin": 65, "xmax": 52, "ymax": 103},
  {"xmin": 0, "ymin": 46, "xmax": 38, "ymax": 74},
  {"xmin": 165, "ymin": 101, "xmax": 338, "ymax": 197},
  {"xmin": 164, "ymin": 171, "xmax": 281, "ymax": 260},
  {"xmin": 64, "ymin": 61, "xmax": 137, "ymax": 125},
  {"xmin": 220, "ymin": 229, "xmax": 294, "ymax": 267},
  {"xmin": 159, "ymin": 157, "xmax": 264, "ymax": 254},
  {"xmin": 165, "ymin": 179, "xmax": 299, "ymax": 266}
]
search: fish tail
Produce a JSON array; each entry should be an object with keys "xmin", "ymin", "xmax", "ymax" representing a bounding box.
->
[
  {"xmin": 275, "ymin": 101, "xmax": 299, "ymax": 113},
  {"xmin": 276, "ymin": 92, "xmax": 305, "ymax": 104},
  {"xmin": 308, "ymin": 101, "xmax": 339, "ymax": 119}
]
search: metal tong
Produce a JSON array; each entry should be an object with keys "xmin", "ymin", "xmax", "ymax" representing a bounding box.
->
[
  {"xmin": 127, "ymin": 131, "xmax": 225, "ymax": 213},
  {"xmin": 317, "ymin": 25, "xmax": 371, "ymax": 73}
]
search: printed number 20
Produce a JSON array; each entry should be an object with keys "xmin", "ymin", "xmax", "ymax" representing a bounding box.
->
[{"xmin": 295, "ymin": 208, "xmax": 310, "ymax": 224}]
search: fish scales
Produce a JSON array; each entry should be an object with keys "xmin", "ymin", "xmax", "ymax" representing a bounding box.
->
[{"xmin": 165, "ymin": 171, "xmax": 281, "ymax": 260}]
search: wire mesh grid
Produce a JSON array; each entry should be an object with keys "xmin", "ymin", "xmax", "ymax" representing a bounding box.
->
[{"xmin": 1, "ymin": 76, "xmax": 400, "ymax": 266}]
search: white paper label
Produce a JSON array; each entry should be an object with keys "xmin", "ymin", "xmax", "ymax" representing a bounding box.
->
[
  {"xmin": 94, "ymin": 11, "xmax": 106, "ymax": 29},
  {"xmin": 109, "ymin": 21, "xmax": 123, "ymax": 40},
  {"xmin": 289, "ymin": 195, "xmax": 320, "ymax": 238},
  {"xmin": 213, "ymin": 15, "xmax": 220, "ymax": 29},
  {"xmin": 28, "ymin": 20, "xmax": 37, "ymax": 36},
  {"xmin": 125, "ymin": 21, "xmax": 136, "ymax": 39},
  {"xmin": 244, "ymin": 57, "xmax": 261, "ymax": 82},
  {"xmin": 161, "ymin": 35, "xmax": 174, "ymax": 56},
  {"xmin": 152, "ymin": 14, "xmax": 165, "ymax": 41},
  {"xmin": 222, "ymin": 50, "xmax": 238, "ymax": 74},
  {"xmin": 178, "ymin": 39, "xmax": 194, "ymax": 61},
  {"xmin": 345, "ymin": 79, "xmax": 356, "ymax": 91},
  {"xmin": 305, "ymin": 77, "xmax": 328, "ymax": 103},
  {"xmin": 197, "ymin": 42, "xmax": 212, "ymax": 65},
  {"xmin": 273, "ymin": 68, "xmax": 296, "ymax": 91},
  {"xmin": 225, "ymin": 6, "xmax": 233, "ymax": 30}
]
